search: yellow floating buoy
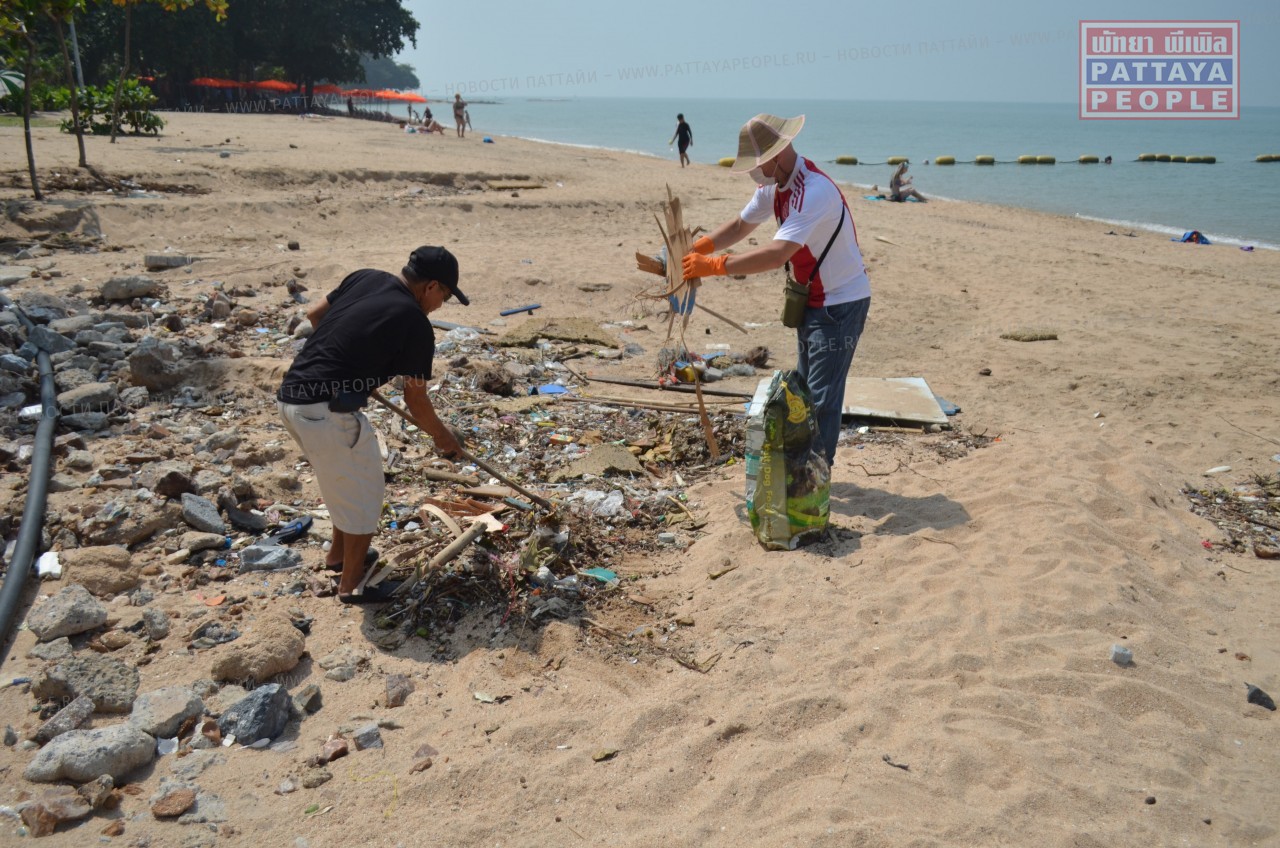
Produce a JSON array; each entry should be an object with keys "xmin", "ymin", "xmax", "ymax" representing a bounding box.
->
[
  {"xmin": 934, "ymin": 156, "xmax": 955, "ymax": 165},
  {"xmin": 1186, "ymin": 155, "xmax": 1202, "ymax": 164},
  {"xmin": 1171, "ymin": 155, "xmax": 1187, "ymax": 163},
  {"xmin": 835, "ymin": 155, "xmax": 858, "ymax": 165},
  {"xmin": 887, "ymin": 156, "xmax": 909, "ymax": 165},
  {"xmin": 1155, "ymin": 153, "xmax": 1172, "ymax": 162},
  {"xmin": 718, "ymin": 157, "xmax": 735, "ymax": 168},
  {"xmin": 1017, "ymin": 155, "xmax": 1038, "ymax": 164},
  {"xmin": 1137, "ymin": 153, "xmax": 1157, "ymax": 162},
  {"xmin": 1078, "ymin": 155, "xmax": 1099, "ymax": 164},
  {"xmin": 974, "ymin": 155, "xmax": 995, "ymax": 165},
  {"xmin": 1201, "ymin": 155, "xmax": 1216, "ymax": 164},
  {"xmin": 1036, "ymin": 155, "xmax": 1056, "ymax": 165},
  {"xmin": 1257, "ymin": 154, "xmax": 1277, "ymax": 163}
]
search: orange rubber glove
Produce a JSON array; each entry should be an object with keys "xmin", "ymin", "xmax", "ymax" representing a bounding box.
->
[
  {"xmin": 682, "ymin": 252, "xmax": 727, "ymax": 281},
  {"xmin": 691, "ymin": 235, "xmax": 715, "ymax": 255}
]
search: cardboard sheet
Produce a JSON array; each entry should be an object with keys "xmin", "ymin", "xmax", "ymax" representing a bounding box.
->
[{"xmin": 841, "ymin": 376, "xmax": 949, "ymax": 425}]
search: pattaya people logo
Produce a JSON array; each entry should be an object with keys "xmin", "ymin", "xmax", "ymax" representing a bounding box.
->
[{"xmin": 1079, "ymin": 21, "xmax": 1238, "ymax": 119}]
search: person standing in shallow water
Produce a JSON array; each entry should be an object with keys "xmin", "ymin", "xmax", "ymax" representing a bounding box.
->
[{"xmin": 669, "ymin": 113, "xmax": 693, "ymax": 167}]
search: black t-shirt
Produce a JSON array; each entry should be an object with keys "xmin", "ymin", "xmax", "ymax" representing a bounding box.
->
[
  {"xmin": 675, "ymin": 122, "xmax": 692, "ymax": 146},
  {"xmin": 277, "ymin": 269, "xmax": 434, "ymax": 406}
]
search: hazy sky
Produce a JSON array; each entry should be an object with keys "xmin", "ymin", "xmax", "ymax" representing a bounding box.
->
[{"xmin": 394, "ymin": 0, "xmax": 1278, "ymax": 107}]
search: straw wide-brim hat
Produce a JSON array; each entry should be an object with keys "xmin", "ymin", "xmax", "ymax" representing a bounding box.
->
[{"xmin": 730, "ymin": 113, "xmax": 805, "ymax": 172}]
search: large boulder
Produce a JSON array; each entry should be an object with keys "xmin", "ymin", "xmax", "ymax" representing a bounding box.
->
[
  {"xmin": 24, "ymin": 724, "xmax": 155, "ymax": 783},
  {"xmin": 31, "ymin": 654, "xmax": 140, "ymax": 713},
  {"xmin": 58, "ymin": 546, "xmax": 139, "ymax": 597},
  {"xmin": 208, "ymin": 613, "xmax": 305, "ymax": 684},
  {"xmin": 25, "ymin": 584, "xmax": 107, "ymax": 642}
]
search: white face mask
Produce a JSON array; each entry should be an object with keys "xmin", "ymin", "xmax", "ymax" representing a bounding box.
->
[{"xmin": 747, "ymin": 165, "xmax": 770, "ymax": 185}]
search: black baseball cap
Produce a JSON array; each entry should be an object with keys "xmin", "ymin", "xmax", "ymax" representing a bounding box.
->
[{"xmin": 406, "ymin": 246, "xmax": 468, "ymax": 305}]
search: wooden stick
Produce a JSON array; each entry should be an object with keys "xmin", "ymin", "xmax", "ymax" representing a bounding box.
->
[
  {"xmin": 394, "ymin": 520, "xmax": 488, "ymax": 596},
  {"xmin": 369, "ymin": 390, "xmax": 555, "ymax": 511},
  {"xmin": 583, "ymin": 375, "xmax": 751, "ymax": 398},
  {"xmin": 420, "ymin": 467, "xmax": 482, "ymax": 486},
  {"xmin": 695, "ymin": 382, "xmax": 721, "ymax": 461},
  {"xmin": 695, "ymin": 302, "xmax": 748, "ymax": 334}
]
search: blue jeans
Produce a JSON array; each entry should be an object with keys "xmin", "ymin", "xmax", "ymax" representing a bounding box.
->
[{"xmin": 795, "ymin": 297, "xmax": 870, "ymax": 466}]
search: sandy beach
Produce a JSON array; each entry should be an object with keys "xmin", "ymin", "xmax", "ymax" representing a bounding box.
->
[{"xmin": 1, "ymin": 111, "xmax": 1278, "ymax": 847}]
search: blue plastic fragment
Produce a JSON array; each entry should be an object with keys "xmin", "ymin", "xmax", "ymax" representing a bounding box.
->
[
  {"xmin": 582, "ymin": 567, "xmax": 619, "ymax": 585},
  {"xmin": 529, "ymin": 384, "xmax": 568, "ymax": 396},
  {"xmin": 933, "ymin": 395, "xmax": 961, "ymax": 416},
  {"xmin": 500, "ymin": 303, "xmax": 542, "ymax": 317}
]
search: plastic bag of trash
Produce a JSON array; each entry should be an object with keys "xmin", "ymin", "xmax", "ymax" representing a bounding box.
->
[
  {"xmin": 747, "ymin": 370, "xmax": 829, "ymax": 550},
  {"xmin": 572, "ymin": 489, "xmax": 627, "ymax": 518}
]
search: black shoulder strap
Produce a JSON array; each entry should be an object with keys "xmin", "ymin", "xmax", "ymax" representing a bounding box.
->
[{"xmin": 785, "ymin": 203, "xmax": 846, "ymax": 285}]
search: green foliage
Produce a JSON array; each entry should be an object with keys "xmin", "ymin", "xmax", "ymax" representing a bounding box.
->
[
  {"xmin": 59, "ymin": 78, "xmax": 163, "ymax": 134},
  {"xmin": 356, "ymin": 55, "xmax": 419, "ymax": 90}
]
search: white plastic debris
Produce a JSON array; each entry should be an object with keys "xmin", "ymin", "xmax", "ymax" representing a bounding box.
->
[
  {"xmin": 35, "ymin": 551, "xmax": 61, "ymax": 579},
  {"xmin": 1205, "ymin": 466, "xmax": 1232, "ymax": 475},
  {"xmin": 157, "ymin": 737, "xmax": 178, "ymax": 755}
]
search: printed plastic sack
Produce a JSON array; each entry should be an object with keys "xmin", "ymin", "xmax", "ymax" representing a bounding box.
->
[{"xmin": 747, "ymin": 370, "xmax": 830, "ymax": 550}]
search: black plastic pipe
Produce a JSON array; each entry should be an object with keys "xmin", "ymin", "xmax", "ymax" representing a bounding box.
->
[{"xmin": 0, "ymin": 293, "xmax": 58, "ymax": 668}]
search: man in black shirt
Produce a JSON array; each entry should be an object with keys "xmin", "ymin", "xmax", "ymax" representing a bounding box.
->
[
  {"xmin": 669, "ymin": 113, "xmax": 693, "ymax": 168},
  {"xmin": 278, "ymin": 245, "xmax": 467, "ymax": 603}
]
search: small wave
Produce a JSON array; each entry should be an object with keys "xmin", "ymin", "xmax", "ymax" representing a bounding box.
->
[
  {"xmin": 513, "ymin": 135, "xmax": 663, "ymax": 159},
  {"xmin": 1074, "ymin": 214, "xmax": 1277, "ymax": 251}
]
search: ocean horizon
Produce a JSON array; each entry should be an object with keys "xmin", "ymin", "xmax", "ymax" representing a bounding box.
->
[{"xmin": 431, "ymin": 96, "xmax": 1279, "ymax": 249}]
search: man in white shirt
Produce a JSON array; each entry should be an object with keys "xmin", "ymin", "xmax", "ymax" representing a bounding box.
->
[{"xmin": 682, "ymin": 114, "xmax": 871, "ymax": 466}]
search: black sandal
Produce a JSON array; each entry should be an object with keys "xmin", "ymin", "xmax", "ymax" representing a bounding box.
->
[{"xmin": 337, "ymin": 581, "xmax": 401, "ymax": 606}]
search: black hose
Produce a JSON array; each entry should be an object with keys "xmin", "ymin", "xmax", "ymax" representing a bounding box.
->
[{"xmin": 0, "ymin": 293, "xmax": 58, "ymax": 668}]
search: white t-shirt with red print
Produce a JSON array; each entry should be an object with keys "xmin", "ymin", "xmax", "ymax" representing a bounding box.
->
[{"xmin": 740, "ymin": 157, "xmax": 870, "ymax": 308}]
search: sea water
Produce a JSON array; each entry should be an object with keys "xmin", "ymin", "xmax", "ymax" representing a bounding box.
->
[{"xmin": 440, "ymin": 96, "xmax": 1280, "ymax": 248}]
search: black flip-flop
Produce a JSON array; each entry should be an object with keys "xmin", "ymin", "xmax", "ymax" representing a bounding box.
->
[
  {"xmin": 337, "ymin": 580, "xmax": 401, "ymax": 606},
  {"xmin": 325, "ymin": 547, "xmax": 379, "ymax": 574}
]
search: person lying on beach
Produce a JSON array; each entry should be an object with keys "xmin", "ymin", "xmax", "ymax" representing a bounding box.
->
[
  {"xmin": 889, "ymin": 162, "xmax": 926, "ymax": 202},
  {"xmin": 420, "ymin": 107, "xmax": 446, "ymax": 135}
]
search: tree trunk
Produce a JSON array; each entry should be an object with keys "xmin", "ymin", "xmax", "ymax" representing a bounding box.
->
[
  {"xmin": 23, "ymin": 35, "xmax": 43, "ymax": 201},
  {"xmin": 109, "ymin": 4, "xmax": 131, "ymax": 144},
  {"xmin": 50, "ymin": 14, "xmax": 88, "ymax": 168}
]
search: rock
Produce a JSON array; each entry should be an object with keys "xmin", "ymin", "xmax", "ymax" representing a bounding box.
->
[
  {"xmin": 292, "ymin": 684, "xmax": 322, "ymax": 715},
  {"xmin": 208, "ymin": 613, "xmax": 305, "ymax": 684},
  {"xmin": 317, "ymin": 645, "xmax": 364, "ymax": 671},
  {"xmin": 216, "ymin": 683, "xmax": 291, "ymax": 743},
  {"xmin": 64, "ymin": 449, "xmax": 95, "ymax": 470},
  {"xmin": 58, "ymin": 546, "xmax": 139, "ymax": 598},
  {"xmin": 28, "ymin": 324, "xmax": 77, "ymax": 354},
  {"xmin": 137, "ymin": 461, "xmax": 195, "ymax": 498},
  {"xmin": 33, "ymin": 694, "xmax": 96, "ymax": 744},
  {"xmin": 20, "ymin": 786, "xmax": 93, "ymax": 836},
  {"xmin": 386, "ymin": 674, "xmax": 415, "ymax": 708},
  {"xmin": 151, "ymin": 786, "xmax": 197, "ymax": 818},
  {"xmin": 99, "ymin": 630, "xmax": 132, "ymax": 650},
  {"xmin": 100, "ymin": 275, "xmax": 159, "ymax": 301},
  {"xmin": 77, "ymin": 774, "xmax": 115, "ymax": 809},
  {"xmin": 77, "ymin": 500, "xmax": 176, "ymax": 547},
  {"xmin": 0, "ymin": 266, "xmax": 35, "ymax": 285},
  {"xmin": 26, "ymin": 583, "xmax": 108, "ymax": 641},
  {"xmin": 142, "ymin": 608, "xmax": 170, "ymax": 641},
  {"xmin": 238, "ymin": 544, "xmax": 302, "ymax": 572},
  {"xmin": 129, "ymin": 686, "xmax": 205, "ymax": 738},
  {"xmin": 32, "ymin": 654, "xmax": 140, "ymax": 713},
  {"xmin": 144, "ymin": 253, "xmax": 192, "ymax": 270},
  {"xmin": 300, "ymin": 767, "xmax": 331, "ymax": 788},
  {"xmin": 127, "ymin": 337, "xmax": 190, "ymax": 392},
  {"xmin": 27, "ymin": 637, "xmax": 73, "ymax": 661},
  {"xmin": 56, "ymin": 381, "xmax": 117, "ymax": 413},
  {"xmin": 316, "ymin": 736, "xmax": 348, "ymax": 764},
  {"xmin": 61, "ymin": 411, "xmax": 110, "ymax": 431},
  {"xmin": 181, "ymin": 531, "xmax": 227, "ymax": 553},
  {"xmin": 4, "ymin": 725, "xmax": 17, "ymax": 746},
  {"xmin": 325, "ymin": 666, "xmax": 356, "ymax": 682},
  {"xmin": 181, "ymin": 492, "xmax": 226, "ymax": 535},
  {"xmin": 24, "ymin": 723, "xmax": 155, "ymax": 782},
  {"xmin": 352, "ymin": 723, "xmax": 383, "ymax": 750},
  {"xmin": 292, "ymin": 319, "xmax": 313, "ymax": 339},
  {"xmin": 233, "ymin": 308, "xmax": 259, "ymax": 326},
  {"xmin": 118, "ymin": 385, "xmax": 149, "ymax": 409}
]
